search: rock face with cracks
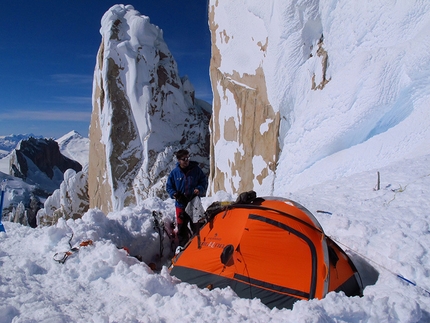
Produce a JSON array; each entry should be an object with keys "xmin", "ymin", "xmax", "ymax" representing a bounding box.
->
[
  {"xmin": 9, "ymin": 137, "xmax": 82, "ymax": 195},
  {"xmin": 208, "ymin": 1, "xmax": 280, "ymax": 195},
  {"xmin": 88, "ymin": 5, "xmax": 210, "ymax": 214}
]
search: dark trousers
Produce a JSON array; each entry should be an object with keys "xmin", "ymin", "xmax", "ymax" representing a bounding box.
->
[
  {"xmin": 175, "ymin": 206, "xmax": 204, "ymax": 247},
  {"xmin": 175, "ymin": 207, "xmax": 191, "ymax": 247}
]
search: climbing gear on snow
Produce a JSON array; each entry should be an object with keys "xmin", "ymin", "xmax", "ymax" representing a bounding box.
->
[
  {"xmin": 152, "ymin": 211, "xmax": 176, "ymax": 258},
  {"xmin": 53, "ymin": 234, "xmax": 93, "ymax": 264}
]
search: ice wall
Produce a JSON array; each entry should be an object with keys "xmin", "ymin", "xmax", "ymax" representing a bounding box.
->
[{"xmin": 208, "ymin": 0, "xmax": 430, "ymax": 195}]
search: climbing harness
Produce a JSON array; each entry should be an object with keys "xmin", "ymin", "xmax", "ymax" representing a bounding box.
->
[{"xmin": 53, "ymin": 234, "xmax": 93, "ymax": 264}]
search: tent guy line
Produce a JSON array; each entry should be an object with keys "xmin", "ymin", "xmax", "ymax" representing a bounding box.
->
[{"xmin": 331, "ymin": 237, "xmax": 430, "ymax": 297}]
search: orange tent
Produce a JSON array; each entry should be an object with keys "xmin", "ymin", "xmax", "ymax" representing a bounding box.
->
[{"xmin": 170, "ymin": 193, "xmax": 363, "ymax": 309}]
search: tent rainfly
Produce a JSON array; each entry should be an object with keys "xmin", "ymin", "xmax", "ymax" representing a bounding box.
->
[{"xmin": 170, "ymin": 192, "xmax": 363, "ymax": 309}]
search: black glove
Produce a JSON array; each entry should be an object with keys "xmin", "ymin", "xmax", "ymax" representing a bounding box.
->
[{"xmin": 174, "ymin": 192, "xmax": 188, "ymax": 205}]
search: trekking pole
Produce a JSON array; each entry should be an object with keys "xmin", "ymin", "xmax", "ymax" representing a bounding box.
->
[{"xmin": 0, "ymin": 180, "xmax": 7, "ymax": 233}]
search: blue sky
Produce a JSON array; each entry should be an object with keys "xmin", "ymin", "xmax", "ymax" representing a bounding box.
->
[{"xmin": 0, "ymin": 1, "xmax": 211, "ymax": 139}]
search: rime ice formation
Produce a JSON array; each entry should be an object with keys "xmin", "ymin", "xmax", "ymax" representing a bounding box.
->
[
  {"xmin": 208, "ymin": 0, "xmax": 430, "ymax": 196},
  {"xmin": 36, "ymin": 168, "xmax": 89, "ymax": 226},
  {"xmin": 36, "ymin": 131, "xmax": 90, "ymax": 226},
  {"xmin": 89, "ymin": 5, "xmax": 211, "ymax": 214}
]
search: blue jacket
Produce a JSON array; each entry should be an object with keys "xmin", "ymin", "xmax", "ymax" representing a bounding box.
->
[{"xmin": 166, "ymin": 161, "xmax": 208, "ymax": 207}]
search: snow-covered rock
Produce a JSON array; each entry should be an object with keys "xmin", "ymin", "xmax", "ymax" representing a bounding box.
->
[
  {"xmin": 208, "ymin": 0, "xmax": 430, "ymax": 196},
  {"xmin": 36, "ymin": 168, "xmax": 89, "ymax": 226},
  {"xmin": 88, "ymin": 5, "xmax": 211, "ymax": 214},
  {"xmin": 0, "ymin": 134, "xmax": 42, "ymax": 159},
  {"xmin": 0, "ymin": 132, "xmax": 90, "ymax": 226},
  {"xmin": 9, "ymin": 137, "xmax": 82, "ymax": 195},
  {"xmin": 56, "ymin": 131, "xmax": 89, "ymax": 169}
]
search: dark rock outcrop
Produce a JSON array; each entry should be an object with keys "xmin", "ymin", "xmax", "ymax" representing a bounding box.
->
[{"xmin": 9, "ymin": 137, "xmax": 82, "ymax": 195}]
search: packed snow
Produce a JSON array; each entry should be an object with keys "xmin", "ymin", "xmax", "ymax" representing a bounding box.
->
[{"xmin": 0, "ymin": 154, "xmax": 429, "ymax": 322}]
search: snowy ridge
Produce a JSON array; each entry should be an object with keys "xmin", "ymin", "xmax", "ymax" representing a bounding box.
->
[
  {"xmin": 56, "ymin": 131, "xmax": 89, "ymax": 169},
  {"xmin": 0, "ymin": 132, "xmax": 89, "ymax": 225},
  {"xmin": 0, "ymin": 134, "xmax": 42, "ymax": 159}
]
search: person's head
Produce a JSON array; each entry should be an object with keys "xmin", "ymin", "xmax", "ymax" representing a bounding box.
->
[{"xmin": 175, "ymin": 149, "xmax": 190, "ymax": 168}]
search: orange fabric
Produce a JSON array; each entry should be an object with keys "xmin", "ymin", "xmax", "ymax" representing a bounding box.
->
[
  {"xmin": 176, "ymin": 208, "xmax": 248, "ymax": 276},
  {"xmin": 172, "ymin": 198, "xmax": 359, "ymax": 302},
  {"xmin": 326, "ymin": 238, "xmax": 357, "ymax": 292},
  {"xmin": 235, "ymin": 214, "xmax": 323, "ymax": 299},
  {"xmin": 79, "ymin": 240, "xmax": 93, "ymax": 247}
]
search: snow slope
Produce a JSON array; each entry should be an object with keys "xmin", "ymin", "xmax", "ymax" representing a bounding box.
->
[
  {"xmin": 56, "ymin": 131, "xmax": 89, "ymax": 170},
  {"xmin": 274, "ymin": 0, "xmax": 430, "ymax": 192}
]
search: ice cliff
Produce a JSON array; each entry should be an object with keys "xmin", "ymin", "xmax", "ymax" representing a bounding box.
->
[{"xmin": 208, "ymin": 0, "xmax": 430, "ymax": 196}]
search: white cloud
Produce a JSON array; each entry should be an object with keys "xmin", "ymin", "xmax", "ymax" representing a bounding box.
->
[
  {"xmin": 50, "ymin": 74, "xmax": 93, "ymax": 84},
  {"xmin": 0, "ymin": 110, "xmax": 91, "ymax": 122}
]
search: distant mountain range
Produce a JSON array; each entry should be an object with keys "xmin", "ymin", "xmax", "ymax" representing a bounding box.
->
[
  {"xmin": 0, "ymin": 134, "xmax": 43, "ymax": 158},
  {"xmin": 0, "ymin": 131, "xmax": 90, "ymax": 227},
  {"xmin": 0, "ymin": 131, "xmax": 89, "ymax": 165}
]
